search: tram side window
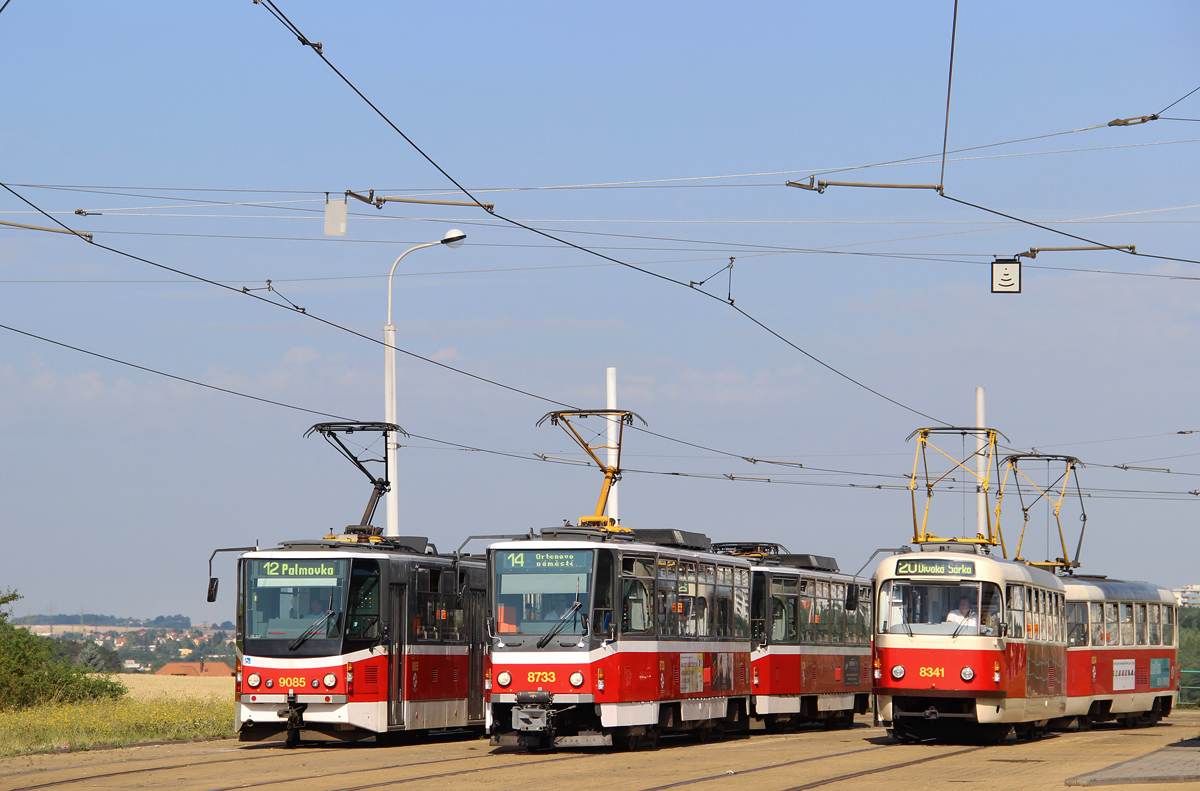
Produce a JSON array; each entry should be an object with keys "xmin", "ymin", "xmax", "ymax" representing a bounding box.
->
[
  {"xmin": 1135, "ymin": 603, "xmax": 1147, "ymax": 646},
  {"xmin": 1148, "ymin": 604, "xmax": 1161, "ymax": 646},
  {"xmin": 1165, "ymin": 605, "xmax": 1176, "ymax": 646},
  {"xmin": 815, "ymin": 580, "xmax": 831, "ymax": 643},
  {"xmin": 1090, "ymin": 602, "xmax": 1105, "ymax": 646},
  {"xmin": 1007, "ymin": 585, "xmax": 1025, "ymax": 638},
  {"xmin": 415, "ymin": 568, "xmax": 455, "ymax": 641},
  {"xmin": 858, "ymin": 585, "xmax": 872, "ymax": 643},
  {"xmin": 714, "ymin": 566, "xmax": 734, "ymax": 638},
  {"xmin": 621, "ymin": 555, "xmax": 656, "ymax": 635},
  {"xmin": 733, "ymin": 567, "xmax": 751, "ymax": 639},
  {"xmin": 1119, "ymin": 602, "xmax": 1135, "ymax": 646},
  {"xmin": 658, "ymin": 558, "xmax": 679, "ymax": 637},
  {"xmin": 799, "ymin": 579, "xmax": 815, "ymax": 642},
  {"xmin": 1054, "ymin": 594, "xmax": 1064, "ymax": 643},
  {"xmin": 1066, "ymin": 602, "xmax": 1088, "ymax": 647},
  {"xmin": 1025, "ymin": 588, "xmax": 1037, "ymax": 641},
  {"xmin": 770, "ymin": 577, "xmax": 799, "ymax": 642},
  {"xmin": 678, "ymin": 562, "xmax": 705, "ymax": 637},
  {"xmin": 1104, "ymin": 602, "xmax": 1119, "ymax": 646},
  {"xmin": 832, "ymin": 583, "xmax": 846, "ymax": 644}
]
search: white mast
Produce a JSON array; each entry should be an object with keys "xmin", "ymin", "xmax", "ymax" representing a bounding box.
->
[
  {"xmin": 605, "ymin": 367, "xmax": 619, "ymax": 522},
  {"xmin": 975, "ymin": 387, "xmax": 987, "ymax": 538}
]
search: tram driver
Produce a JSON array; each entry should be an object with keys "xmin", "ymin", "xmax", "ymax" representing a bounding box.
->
[{"xmin": 945, "ymin": 596, "xmax": 977, "ymax": 627}]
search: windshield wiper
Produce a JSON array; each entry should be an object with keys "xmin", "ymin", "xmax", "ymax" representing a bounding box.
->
[
  {"xmin": 536, "ymin": 600, "xmax": 582, "ymax": 649},
  {"xmin": 290, "ymin": 610, "xmax": 335, "ymax": 651},
  {"xmin": 951, "ymin": 617, "xmax": 972, "ymax": 639}
]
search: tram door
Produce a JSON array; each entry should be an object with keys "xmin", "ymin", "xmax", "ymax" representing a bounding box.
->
[
  {"xmin": 388, "ymin": 583, "xmax": 406, "ymax": 727},
  {"xmin": 467, "ymin": 588, "xmax": 486, "ymax": 722}
]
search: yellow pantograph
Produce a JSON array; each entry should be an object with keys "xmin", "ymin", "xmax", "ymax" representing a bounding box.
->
[
  {"xmin": 907, "ymin": 427, "xmax": 1008, "ymax": 554},
  {"xmin": 537, "ymin": 409, "xmax": 645, "ymax": 533}
]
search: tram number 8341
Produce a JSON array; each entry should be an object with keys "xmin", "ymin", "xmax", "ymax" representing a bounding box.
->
[{"xmin": 918, "ymin": 667, "xmax": 946, "ymax": 678}]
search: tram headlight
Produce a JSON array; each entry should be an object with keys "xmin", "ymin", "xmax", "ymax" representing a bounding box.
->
[
  {"xmin": 323, "ymin": 673, "xmax": 337, "ymax": 689},
  {"xmin": 891, "ymin": 665, "xmax": 905, "ymax": 680},
  {"xmin": 265, "ymin": 679, "xmax": 274, "ymax": 688},
  {"xmin": 960, "ymin": 666, "xmax": 975, "ymax": 682},
  {"xmin": 569, "ymin": 671, "xmax": 585, "ymax": 688},
  {"xmin": 496, "ymin": 671, "xmax": 512, "ymax": 687},
  {"xmin": 246, "ymin": 673, "xmax": 262, "ymax": 688}
]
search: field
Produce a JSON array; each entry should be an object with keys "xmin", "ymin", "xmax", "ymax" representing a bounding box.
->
[{"xmin": 0, "ymin": 674, "xmax": 235, "ymax": 756}]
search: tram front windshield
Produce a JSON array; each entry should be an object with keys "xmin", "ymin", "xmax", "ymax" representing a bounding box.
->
[
  {"xmin": 494, "ymin": 549, "xmax": 592, "ymax": 635},
  {"xmin": 244, "ymin": 558, "xmax": 348, "ymax": 649},
  {"xmin": 878, "ymin": 579, "xmax": 1003, "ymax": 636}
]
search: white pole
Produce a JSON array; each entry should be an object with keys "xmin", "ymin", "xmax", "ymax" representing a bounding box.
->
[
  {"xmin": 605, "ymin": 367, "xmax": 619, "ymax": 522},
  {"xmin": 975, "ymin": 386, "xmax": 986, "ymax": 538}
]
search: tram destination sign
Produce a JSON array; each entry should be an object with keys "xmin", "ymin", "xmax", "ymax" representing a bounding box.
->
[
  {"xmin": 895, "ymin": 559, "xmax": 976, "ymax": 577},
  {"xmin": 499, "ymin": 550, "xmax": 592, "ymax": 572}
]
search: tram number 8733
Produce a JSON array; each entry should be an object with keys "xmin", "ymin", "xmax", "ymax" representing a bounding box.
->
[{"xmin": 528, "ymin": 671, "xmax": 556, "ymax": 683}]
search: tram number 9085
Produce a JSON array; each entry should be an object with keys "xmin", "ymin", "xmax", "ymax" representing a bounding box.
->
[
  {"xmin": 527, "ymin": 671, "xmax": 556, "ymax": 683},
  {"xmin": 918, "ymin": 667, "xmax": 945, "ymax": 678},
  {"xmin": 278, "ymin": 677, "xmax": 307, "ymax": 687}
]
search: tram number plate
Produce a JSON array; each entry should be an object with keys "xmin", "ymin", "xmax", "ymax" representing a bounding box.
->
[
  {"xmin": 918, "ymin": 667, "xmax": 945, "ymax": 678},
  {"xmin": 278, "ymin": 677, "xmax": 307, "ymax": 687},
  {"xmin": 527, "ymin": 671, "xmax": 556, "ymax": 683}
]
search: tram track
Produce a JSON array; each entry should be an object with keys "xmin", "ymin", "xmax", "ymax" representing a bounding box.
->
[
  {"xmin": 2, "ymin": 744, "xmax": 588, "ymax": 791},
  {"xmin": 637, "ymin": 742, "xmax": 985, "ymax": 791}
]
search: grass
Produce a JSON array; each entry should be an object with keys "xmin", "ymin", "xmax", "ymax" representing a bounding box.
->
[{"xmin": 0, "ymin": 693, "xmax": 235, "ymax": 756}]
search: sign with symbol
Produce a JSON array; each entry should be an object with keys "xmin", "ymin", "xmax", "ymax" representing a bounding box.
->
[{"xmin": 992, "ymin": 259, "xmax": 1021, "ymax": 293}]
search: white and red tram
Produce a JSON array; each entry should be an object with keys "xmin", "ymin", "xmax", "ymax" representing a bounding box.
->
[
  {"xmin": 1061, "ymin": 575, "xmax": 1178, "ymax": 727},
  {"xmin": 873, "ymin": 544, "xmax": 1069, "ymax": 741},
  {"xmin": 217, "ymin": 534, "xmax": 488, "ymax": 746},
  {"xmin": 486, "ymin": 528, "xmax": 754, "ymax": 749},
  {"xmin": 714, "ymin": 543, "xmax": 872, "ymax": 730}
]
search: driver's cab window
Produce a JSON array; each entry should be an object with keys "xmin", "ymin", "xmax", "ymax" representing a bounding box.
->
[
  {"xmin": 345, "ymin": 560, "xmax": 380, "ymax": 641},
  {"xmin": 591, "ymin": 550, "xmax": 615, "ymax": 635}
]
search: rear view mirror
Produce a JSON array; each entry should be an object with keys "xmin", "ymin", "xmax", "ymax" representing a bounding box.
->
[{"xmin": 207, "ymin": 578, "xmax": 219, "ymax": 603}]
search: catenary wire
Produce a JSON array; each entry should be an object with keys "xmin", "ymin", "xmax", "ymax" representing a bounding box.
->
[
  {"xmin": 1158, "ymin": 85, "xmax": 1200, "ymax": 116},
  {"xmin": 254, "ymin": 3, "xmax": 951, "ymax": 428}
]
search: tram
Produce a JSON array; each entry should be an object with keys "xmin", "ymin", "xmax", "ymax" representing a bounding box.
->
[
  {"xmin": 873, "ymin": 544, "xmax": 1068, "ymax": 741},
  {"xmin": 212, "ymin": 534, "xmax": 487, "ymax": 746},
  {"xmin": 486, "ymin": 526, "xmax": 753, "ymax": 749},
  {"xmin": 873, "ymin": 429, "xmax": 1178, "ymax": 742},
  {"xmin": 1061, "ymin": 575, "xmax": 1178, "ymax": 727},
  {"xmin": 207, "ymin": 423, "xmax": 489, "ymax": 746},
  {"xmin": 713, "ymin": 543, "xmax": 872, "ymax": 730}
]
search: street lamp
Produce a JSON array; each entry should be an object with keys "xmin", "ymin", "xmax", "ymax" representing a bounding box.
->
[{"xmin": 384, "ymin": 229, "xmax": 466, "ymax": 537}]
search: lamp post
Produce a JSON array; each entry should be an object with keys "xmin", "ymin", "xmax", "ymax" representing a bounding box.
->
[{"xmin": 384, "ymin": 229, "xmax": 466, "ymax": 538}]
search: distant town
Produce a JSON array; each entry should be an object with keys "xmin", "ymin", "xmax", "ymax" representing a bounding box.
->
[{"xmin": 15, "ymin": 613, "xmax": 235, "ymax": 675}]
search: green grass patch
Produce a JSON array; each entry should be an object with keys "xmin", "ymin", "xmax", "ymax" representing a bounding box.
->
[{"xmin": 0, "ymin": 695, "xmax": 235, "ymax": 755}]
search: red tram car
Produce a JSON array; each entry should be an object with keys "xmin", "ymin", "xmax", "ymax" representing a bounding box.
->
[
  {"xmin": 714, "ymin": 543, "xmax": 872, "ymax": 730},
  {"xmin": 213, "ymin": 533, "xmax": 488, "ymax": 746},
  {"xmin": 1061, "ymin": 575, "xmax": 1178, "ymax": 727},
  {"xmin": 486, "ymin": 527, "xmax": 755, "ymax": 749},
  {"xmin": 873, "ymin": 545, "xmax": 1180, "ymax": 741},
  {"xmin": 873, "ymin": 544, "xmax": 1069, "ymax": 741}
]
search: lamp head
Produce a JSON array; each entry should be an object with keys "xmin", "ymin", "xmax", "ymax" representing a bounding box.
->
[{"xmin": 441, "ymin": 229, "xmax": 466, "ymax": 248}]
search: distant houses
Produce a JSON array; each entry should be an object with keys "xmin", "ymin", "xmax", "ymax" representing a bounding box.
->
[{"xmin": 154, "ymin": 660, "xmax": 234, "ymax": 677}]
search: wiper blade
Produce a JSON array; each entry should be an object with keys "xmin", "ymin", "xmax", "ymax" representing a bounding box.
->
[
  {"xmin": 290, "ymin": 610, "xmax": 334, "ymax": 651},
  {"xmin": 536, "ymin": 601, "xmax": 582, "ymax": 649}
]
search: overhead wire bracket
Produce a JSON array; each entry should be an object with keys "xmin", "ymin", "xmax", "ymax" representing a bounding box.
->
[
  {"xmin": 787, "ymin": 176, "xmax": 943, "ymax": 194},
  {"xmin": 345, "ymin": 189, "xmax": 494, "ymax": 212}
]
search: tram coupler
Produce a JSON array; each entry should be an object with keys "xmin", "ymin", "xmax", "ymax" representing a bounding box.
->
[
  {"xmin": 278, "ymin": 693, "xmax": 308, "ymax": 731},
  {"xmin": 511, "ymin": 690, "xmax": 555, "ymax": 732}
]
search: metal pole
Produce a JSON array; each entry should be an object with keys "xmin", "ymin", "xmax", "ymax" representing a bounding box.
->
[
  {"xmin": 605, "ymin": 367, "xmax": 619, "ymax": 522},
  {"xmin": 976, "ymin": 387, "xmax": 986, "ymax": 538},
  {"xmin": 384, "ymin": 241, "xmax": 441, "ymax": 537}
]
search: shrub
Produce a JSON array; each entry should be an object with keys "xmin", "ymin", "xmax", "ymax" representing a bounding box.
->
[{"xmin": 0, "ymin": 590, "xmax": 125, "ymax": 711}]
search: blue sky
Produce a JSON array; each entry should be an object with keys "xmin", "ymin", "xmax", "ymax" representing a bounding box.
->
[{"xmin": 1, "ymin": 2, "xmax": 1198, "ymax": 622}]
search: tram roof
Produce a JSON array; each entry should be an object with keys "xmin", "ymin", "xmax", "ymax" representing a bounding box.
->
[
  {"xmin": 244, "ymin": 537, "xmax": 483, "ymax": 564},
  {"xmin": 1061, "ymin": 575, "xmax": 1175, "ymax": 604},
  {"xmin": 487, "ymin": 537, "xmax": 754, "ymax": 565}
]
